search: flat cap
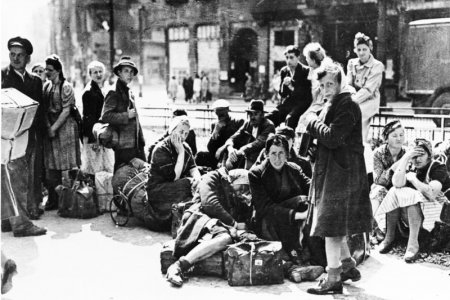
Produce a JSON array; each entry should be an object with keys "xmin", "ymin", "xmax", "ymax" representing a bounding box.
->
[
  {"xmin": 212, "ymin": 99, "xmax": 230, "ymax": 109},
  {"xmin": 7, "ymin": 36, "xmax": 33, "ymax": 55}
]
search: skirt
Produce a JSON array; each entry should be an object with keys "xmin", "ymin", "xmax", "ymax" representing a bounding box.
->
[{"xmin": 375, "ymin": 187, "xmax": 444, "ymax": 232}]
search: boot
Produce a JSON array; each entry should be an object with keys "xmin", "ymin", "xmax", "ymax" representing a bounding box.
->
[
  {"xmin": 287, "ymin": 265, "xmax": 324, "ymax": 283},
  {"xmin": 44, "ymin": 187, "xmax": 58, "ymax": 211},
  {"xmin": 341, "ymin": 257, "xmax": 361, "ymax": 282},
  {"xmin": 9, "ymin": 216, "xmax": 47, "ymax": 237},
  {"xmin": 404, "ymin": 204, "xmax": 422, "ymax": 263},
  {"xmin": 1, "ymin": 259, "xmax": 17, "ymax": 294},
  {"xmin": 166, "ymin": 258, "xmax": 191, "ymax": 287},
  {"xmin": 307, "ymin": 266, "xmax": 343, "ymax": 295},
  {"xmin": 379, "ymin": 209, "xmax": 399, "ymax": 254}
]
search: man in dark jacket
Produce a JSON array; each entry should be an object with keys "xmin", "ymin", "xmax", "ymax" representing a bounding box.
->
[
  {"xmin": 195, "ymin": 100, "xmax": 244, "ymax": 169},
  {"xmin": 224, "ymin": 100, "xmax": 275, "ymax": 170},
  {"xmin": 166, "ymin": 168, "xmax": 253, "ymax": 287},
  {"xmin": 1, "ymin": 36, "xmax": 47, "ymax": 236},
  {"xmin": 266, "ymin": 45, "xmax": 312, "ymax": 128}
]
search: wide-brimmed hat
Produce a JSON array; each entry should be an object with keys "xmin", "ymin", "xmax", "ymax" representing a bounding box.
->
[
  {"xmin": 113, "ymin": 56, "xmax": 138, "ymax": 76},
  {"xmin": 7, "ymin": 36, "xmax": 33, "ymax": 55},
  {"xmin": 245, "ymin": 99, "xmax": 266, "ymax": 113}
]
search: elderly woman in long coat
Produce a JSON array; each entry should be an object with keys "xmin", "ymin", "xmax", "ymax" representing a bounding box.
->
[{"xmin": 304, "ymin": 63, "xmax": 372, "ymax": 295}]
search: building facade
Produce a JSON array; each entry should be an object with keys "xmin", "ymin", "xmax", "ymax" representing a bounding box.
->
[{"xmin": 51, "ymin": 0, "xmax": 450, "ymax": 100}]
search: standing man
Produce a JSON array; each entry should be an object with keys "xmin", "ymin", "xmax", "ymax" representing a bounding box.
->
[
  {"xmin": 266, "ymin": 45, "xmax": 312, "ymax": 128},
  {"xmin": 1, "ymin": 36, "xmax": 47, "ymax": 236}
]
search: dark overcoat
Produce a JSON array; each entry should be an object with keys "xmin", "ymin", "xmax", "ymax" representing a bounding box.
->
[
  {"xmin": 307, "ymin": 92, "xmax": 372, "ymax": 237},
  {"xmin": 82, "ymin": 80, "xmax": 104, "ymax": 143},
  {"xmin": 100, "ymin": 79, "xmax": 145, "ymax": 150}
]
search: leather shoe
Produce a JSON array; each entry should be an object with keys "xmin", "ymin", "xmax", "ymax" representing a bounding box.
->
[
  {"xmin": 13, "ymin": 224, "xmax": 47, "ymax": 237},
  {"xmin": 1, "ymin": 259, "xmax": 17, "ymax": 295},
  {"xmin": 44, "ymin": 201, "xmax": 58, "ymax": 211},
  {"xmin": 28, "ymin": 210, "xmax": 41, "ymax": 220},
  {"xmin": 341, "ymin": 267, "xmax": 361, "ymax": 282},
  {"xmin": 378, "ymin": 240, "xmax": 394, "ymax": 254},
  {"xmin": 166, "ymin": 261, "xmax": 185, "ymax": 287},
  {"xmin": 307, "ymin": 277, "xmax": 343, "ymax": 295},
  {"xmin": 404, "ymin": 249, "xmax": 419, "ymax": 263},
  {"xmin": 1, "ymin": 220, "xmax": 12, "ymax": 233}
]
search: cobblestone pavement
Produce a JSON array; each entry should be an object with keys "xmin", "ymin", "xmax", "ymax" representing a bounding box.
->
[{"xmin": 2, "ymin": 211, "xmax": 449, "ymax": 300}]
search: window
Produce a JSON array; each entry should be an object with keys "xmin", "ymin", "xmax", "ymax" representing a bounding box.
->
[
  {"xmin": 197, "ymin": 25, "xmax": 220, "ymax": 40},
  {"xmin": 168, "ymin": 27, "xmax": 189, "ymax": 41},
  {"xmin": 274, "ymin": 30, "xmax": 295, "ymax": 46}
]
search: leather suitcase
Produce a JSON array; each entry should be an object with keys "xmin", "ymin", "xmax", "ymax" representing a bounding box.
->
[
  {"xmin": 224, "ymin": 240, "xmax": 284, "ymax": 286},
  {"xmin": 160, "ymin": 240, "xmax": 225, "ymax": 277}
]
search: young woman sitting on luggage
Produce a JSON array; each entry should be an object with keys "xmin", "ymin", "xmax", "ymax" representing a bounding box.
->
[
  {"xmin": 375, "ymin": 138, "xmax": 450, "ymax": 262},
  {"xmin": 146, "ymin": 116, "xmax": 201, "ymax": 231},
  {"xmin": 249, "ymin": 134, "xmax": 324, "ymax": 283}
]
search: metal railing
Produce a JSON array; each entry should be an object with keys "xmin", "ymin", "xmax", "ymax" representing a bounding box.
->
[{"xmin": 138, "ymin": 106, "xmax": 450, "ymax": 143}]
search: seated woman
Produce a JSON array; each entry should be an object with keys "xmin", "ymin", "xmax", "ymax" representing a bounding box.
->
[
  {"xmin": 370, "ymin": 120, "xmax": 406, "ymax": 243},
  {"xmin": 376, "ymin": 138, "xmax": 450, "ymax": 262},
  {"xmin": 249, "ymin": 134, "xmax": 323, "ymax": 283},
  {"xmin": 166, "ymin": 168, "xmax": 253, "ymax": 287},
  {"xmin": 146, "ymin": 116, "xmax": 201, "ymax": 231}
]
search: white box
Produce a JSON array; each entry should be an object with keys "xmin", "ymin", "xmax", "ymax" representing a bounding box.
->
[
  {"xmin": 1, "ymin": 88, "xmax": 38, "ymax": 139},
  {"xmin": 1, "ymin": 131, "xmax": 29, "ymax": 164}
]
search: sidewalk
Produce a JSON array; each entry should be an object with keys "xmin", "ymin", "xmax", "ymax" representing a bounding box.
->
[{"xmin": 1, "ymin": 211, "xmax": 449, "ymax": 300}]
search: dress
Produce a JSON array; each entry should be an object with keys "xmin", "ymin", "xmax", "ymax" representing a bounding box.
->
[
  {"xmin": 307, "ymin": 92, "xmax": 372, "ymax": 237},
  {"xmin": 146, "ymin": 137, "xmax": 197, "ymax": 231},
  {"xmin": 43, "ymin": 80, "xmax": 81, "ymax": 171},
  {"xmin": 376, "ymin": 160, "xmax": 450, "ymax": 232},
  {"xmin": 80, "ymin": 80, "xmax": 114, "ymax": 174},
  {"xmin": 347, "ymin": 55, "xmax": 384, "ymax": 143}
]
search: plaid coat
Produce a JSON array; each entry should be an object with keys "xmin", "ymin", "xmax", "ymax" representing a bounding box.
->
[{"xmin": 100, "ymin": 79, "xmax": 145, "ymax": 150}]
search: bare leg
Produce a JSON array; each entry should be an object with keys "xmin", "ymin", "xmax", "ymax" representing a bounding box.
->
[
  {"xmin": 404, "ymin": 204, "xmax": 422, "ymax": 262},
  {"xmin": 184, "ymin": 234, "xmax": 232, "ymax": 265}
]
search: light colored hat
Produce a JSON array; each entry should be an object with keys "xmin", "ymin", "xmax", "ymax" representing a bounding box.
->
[
  {"xmin": 212, "ymin": 99, "xmax": 230, "ymax": 110},
  {"xmin": 228, "ymin": 169, "xmax": 249, "ymax": 185}
]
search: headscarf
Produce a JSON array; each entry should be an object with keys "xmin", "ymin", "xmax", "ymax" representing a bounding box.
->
[
  {"xmin": 353, "ymin": 32, "xmax": 373, "ymax": 51},
  {"xmin": 168, "ymin": 115, "xmax": 190, "ymax": 134},
  {"xmin": 413, "ymin": 138, "xmax": 433, "ymax": 156},
  {"xmin": 228, "ymin": 169, "xmax": 249, "ymax": 185},
  {"xmin": 382, "ymin": 120, "xmax": 403, "ymax": 141}
]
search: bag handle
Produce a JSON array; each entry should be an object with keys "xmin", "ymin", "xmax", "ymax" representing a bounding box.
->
[{"xmin": 71, "ymin": 169, "xmax": 82, "ymax": 190}]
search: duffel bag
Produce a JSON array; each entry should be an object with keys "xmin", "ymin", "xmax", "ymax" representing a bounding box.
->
[{"xmin": 224, "ymin": 240, "xmax": 284, "ymax": 286}]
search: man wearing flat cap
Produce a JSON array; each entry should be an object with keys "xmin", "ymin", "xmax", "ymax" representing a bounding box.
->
[
  {"xmin": 1, "ymin": 36, "xmax": 47, "ymax": 237},
  {"xmin": 224, "ymin": 100, "xmax": 275, "ymax": 170},
  {"xmin": 195, "ymin": 100, "xmax": 244, "ymax": 169}
]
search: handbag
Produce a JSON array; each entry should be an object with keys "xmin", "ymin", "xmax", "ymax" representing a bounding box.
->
[
  {"xmin": 440, "ymin": 199, "xmax": 450, "ymax": 225},
  {"xmin": 224, "ymin": 240, "xmax": 284, "ymax": 286},
  {"xmin": 56, "ymin": 170, "xmax": 99, "ymax": 219}
]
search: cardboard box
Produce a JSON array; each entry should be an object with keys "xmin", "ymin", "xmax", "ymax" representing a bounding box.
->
[
  {"xmin": 1, "ymin": 131, "xmax": 29, "ymax": 164},
  {"xmin": 1, "ymin": 88, "xmax": 38, "ymax": 139}
]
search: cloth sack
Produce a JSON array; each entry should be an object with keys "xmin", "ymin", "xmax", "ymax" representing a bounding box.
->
[
  {"xmin": 224, "ymin": 240, "xmax": 284, "ymax": 286},
  {"xmin": 56, "ymin": 179, "xmax": 98, "ymax": 219},
  {"xmin": 95, "ymin": 171, "xmax": 114, "ymax": 212},
  {"xmin": 80, "ymin": 142, "xmax": 114, "ymax": 175}
]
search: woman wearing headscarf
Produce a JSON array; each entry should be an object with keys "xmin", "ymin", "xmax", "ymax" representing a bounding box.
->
[
  {"xmin": 370, "ymin": 120, "xmax": 406, "ymax": 243},
  {"xmin": 81, "ymin": 60, "xmax": 114, "ymax": 177},
  {"xmin": 100, "ymin": 56, "xmax": 145, "ymax": 171},
  {"xmin": 375, "ymin": 138, "xmax": 450, "ymax": 262},
  {"xmin": 249, "ymin": 134, "xmax": 324, "ymax": 283},
  {"xmin": 42, "ymin": 54, "xmax": 81, "ymax": 210},
  {"xmin": 146, "ymin": 116, "xmax": 202, "ymax": 231}
]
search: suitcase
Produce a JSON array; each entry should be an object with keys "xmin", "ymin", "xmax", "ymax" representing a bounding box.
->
[
  {"xmin": 95, "ymin": 171, "xmax": 114, "ymax": 212},
  {"xmin": 171, "ymin": 200, "xmax": 195, "ymax": 239},
  {"xmin": 224, "ymin": 240, "xmax": 284, "ymax": 286},
  {"xmin": 160, "ymin": 240, "xmax": 225, "ymax": 277}
]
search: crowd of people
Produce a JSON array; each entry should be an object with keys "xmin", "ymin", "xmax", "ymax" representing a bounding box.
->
[{"xmin": 1, "ymin": 31, "xmax": 450, "ymax": 296}]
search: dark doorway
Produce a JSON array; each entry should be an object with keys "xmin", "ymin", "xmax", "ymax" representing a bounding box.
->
[{"xmin": 229, "ymin": 28, "xmax": 258, "ymax": 93}]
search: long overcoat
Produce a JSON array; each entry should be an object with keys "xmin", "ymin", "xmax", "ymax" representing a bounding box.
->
[{"xmin": 307, "ymin": 92, "xmax": 372, "ymax": 237}]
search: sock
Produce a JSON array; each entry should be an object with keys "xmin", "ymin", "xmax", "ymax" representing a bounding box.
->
[{"xmin": 326, "ymin": 266, "xmax": 343, "ymax": 282}]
